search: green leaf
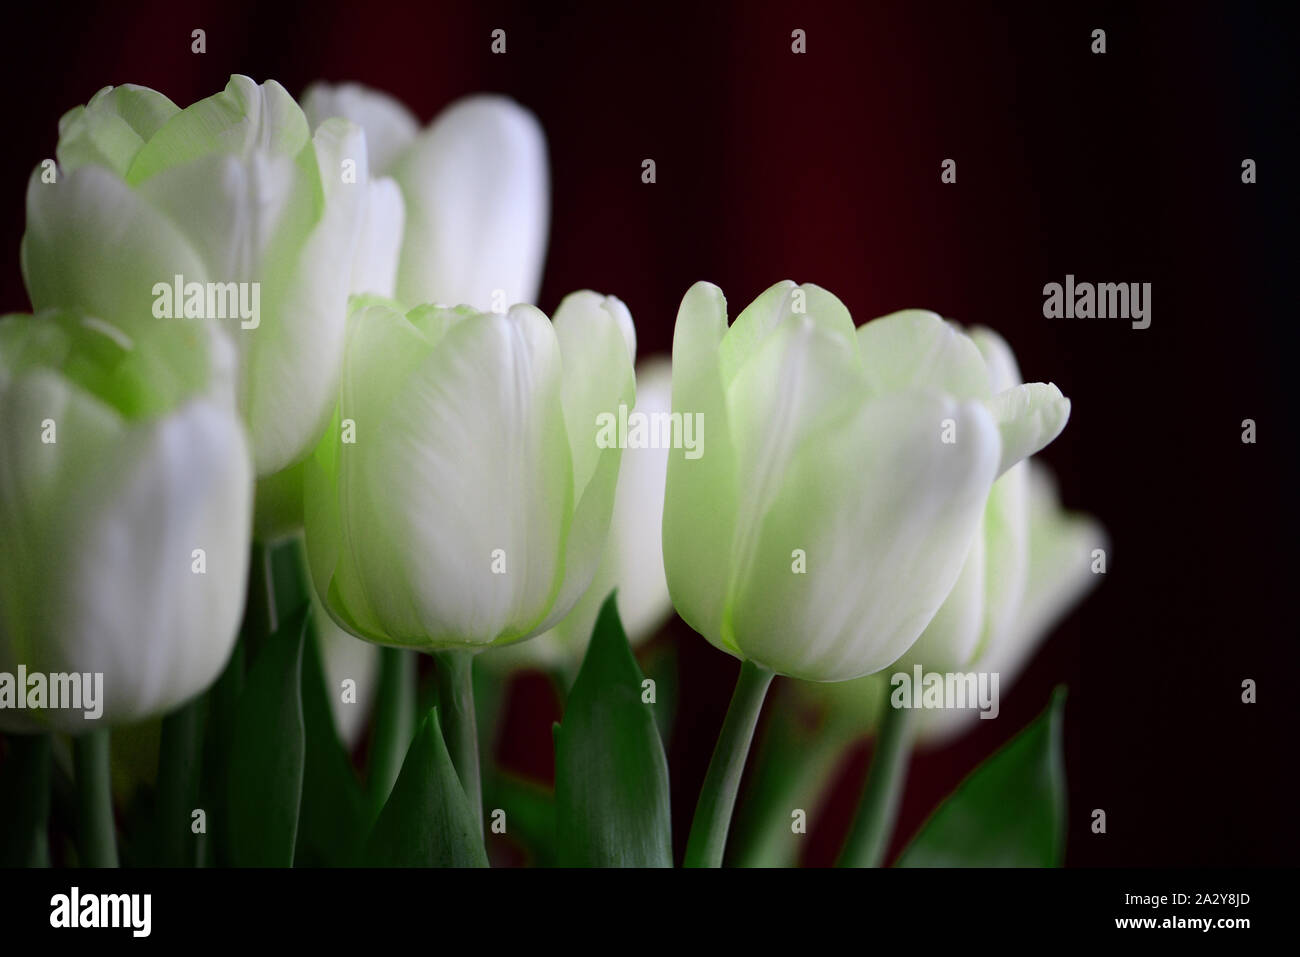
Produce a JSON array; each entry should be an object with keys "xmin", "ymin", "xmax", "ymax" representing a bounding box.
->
[
  {"xmin": 294, "ymin": 613, "xmax": 369, "ymax": 866},
  {"xmin": 226, "ymin": 603, "xmax": 307, "ymax": 867},
  {"xmin": 364, "ymin": 707, "xmax": 488, "ymax": 867},
  {"xmin": 897, "ymin": 686, "xmax": 1068, "ymax": 867},
  {"xmin": 554, "ymin": 592, "xmax": 672, "ymax": 867}
]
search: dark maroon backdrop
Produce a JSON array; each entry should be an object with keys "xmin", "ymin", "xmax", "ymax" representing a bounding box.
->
[{"xmin": 3, "ymin": 0, "xmax": 1296, "ymax": 865}]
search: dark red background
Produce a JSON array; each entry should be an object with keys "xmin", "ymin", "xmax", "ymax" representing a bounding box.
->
[{"xmin": 2, "ymin": 0, "xmax": 1295, "ymax": 865}]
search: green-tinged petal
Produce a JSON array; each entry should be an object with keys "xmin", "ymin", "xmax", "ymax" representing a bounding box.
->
[
  {"xmin": 125, "ymin": 76, "xmax": 309, "ymax": 184},
  {"xmin": 527, "ymin": 292, "xmax": 635, "ymax": 636},
  {"xmin": 0, "ymin": 312, "xmax": 250, "ymax": 731},
  {"xmin": 301, "ymin": 81, "xmax": 419, "ymax": 176},
  {"xmin": 969, "ymin": 326, "xmax": 1022, "ymax": 393},
  {"xmin": 340, "ymin": 307, "xmax": 571, "ymax": 645},
  {"xmin": 662, "ymin": 282, "xmax": 737, "ymax": 647},
  {"xmin": 239, "ymin": 117, "xmax": 366, "ymax": 474},
  {"xmin": 393, "ymin": 95, "xmax": 548, "ymax": 310},
  {"xmin": 985, "ymin": 382, "xmax": 1071, "ymax": 476},
  {"xmin": 718, "ymin": 280, "xmax": 857, "ymax": 388},
  {"xmin": 916, "ymin": 464, "xmax": 1104, "ymax": 747},
  {"xmin": 728, "ymin": 391, "xmax": 1001, "ymax": 681},
  {"xmin": 969, "ymin": 461, "xmax": 1029, "ymax": 665},
  {"xmin": 514, "ymin": 357, "xmax": 674, "ymax": 667},
  {"xmin": 893, "ymin": 522, "xmax": 987, "ymax": 673},
  {"xmin": 856, "ymin": 310, "xmax": 991, "ymax": 400},
  {"xmin": 722, "ymin": 318, "xmax": 867, "ymax": 657},
  {"xmin": 22, "ymin": 164, "xmax": 209, "ymax": 325},
  {"xmin": 57, "ymin": 85, "xmax": 180, "ymax": 177},
  {"xmin": 1009, "ymin": 464, "xmax": 1108, "ymax": 664}
]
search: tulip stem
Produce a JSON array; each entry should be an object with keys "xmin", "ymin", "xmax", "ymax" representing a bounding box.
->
[
  {"xmin": 366, "ymin": 647, "xmax": 417, "ymax": 818},
  {"xmin": 73, "ymin": 729, "xmax": 118, "ymax": 867},
  {"xmin": 836, "ymin": 698, "xmax": 915, "ymax": 867},
  {"xmin": 684, "ymin": 660, "xmax": 774, "ymax": 867},
  {"xmin": 433, "ymin": 649, "xmax": 483, "ymax": 834}
]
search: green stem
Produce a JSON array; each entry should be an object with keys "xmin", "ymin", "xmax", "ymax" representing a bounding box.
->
[
  {"xmin": 73, "ymin": 729, "xmax": 117, "ymax": 867},
  {"xmin": 366, "ymin": 647, "xmax": 417, "ymax": 818},
  {"xmin": 684, "ymin": 660, "xmax": 774, "ymax": 868},
  {"xmin": 433, "ymin": 649, "xmax": 482, "ymax": 833},
  {"xmin": 155, "ymin": 697, "xmax": 203, "ymax": 866},
  {"xmin": 837, "ymin": 698, "xmax": 915, "ymax": 867}
]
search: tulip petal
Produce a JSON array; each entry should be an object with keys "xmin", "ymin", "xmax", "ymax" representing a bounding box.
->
[
  {"xmin": 301, "ymin": 82, "xmax": 419, "ymax": 177},
  {"xmin": 718, "ymin": 281, "xmax": 857, "ymax": 387},
  {"xmin": 727, "ymin": 391, "xmax": 1001, "ymax": 681},
  {"xmin": 22, "ymin": 164, "xmax": 209, "ymax": 326},
  {"xmin": 125, "ymin": 76, "xmax": 310, "ymax": 185},
  {"xmin": 238, "ymin": 117, "xmax": 366, "ymax": 473},
  {"xmin": 338, "ymin": 306, "xmax": 572, "ymax": 646},
  {"xmin": 662, "ymin": 282, "xmax": 737, "ymax": 645},
  {"xmin": 528, "ymin": 293, "xmax": 636, "ymax": 634},
  {"xmin": 893, "ymin": 521, "xmax": 987, "ymax": 673},
  {"xmin": 969, "ymin": 460, "xmax": 1029, "ymax": 664},
  {"xmin": 985, "ymin": 382, "xmax": 1071, "ymax": 476},
  {"xmin": 56, "ymin": 84, "xmax": 180, "ymax": 177},
  {"xmin": 856, "ymin": 310, "xmax": 991, "ymax": 400},
  {"xmin": 0, "ymin": 390, "xmax": 251, "ymax": 730},
  {"xmin": 393, "ymin": 95, "xmax": 548, "ymax": 310},
  {"xmin": 969, "ymin": 326, "xmax": 1022, "ymax": 394},
  {"xmin": 722, "ymin": 317, "xmax": 868, "ymax": 656},
  {"xmin": 351, "ymin": 177, "xmax": 405, "ymax": 298}
]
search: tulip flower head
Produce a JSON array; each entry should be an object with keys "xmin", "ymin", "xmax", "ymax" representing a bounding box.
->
[
  {"xmin": 22, "ymin": 76, "xmax": 368, "ymax": 476},
  {"xmin": 0, "ymin": 311, "xmax": 252, "ymax": 731},
  {"xmin": 662, "ymin": 281, "xmax": 1072, "ymax": 682},
  {"xmin": 304, "ymin": 291, "xmax": 635, "ymax": 651}
]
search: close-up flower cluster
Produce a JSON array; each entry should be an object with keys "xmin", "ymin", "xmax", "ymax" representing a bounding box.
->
[
  {"xmin": 1, "ymin": 9, "xmax": 1290, "ymax": 921},
  {"xmin": 0, "ymin": 73, "xmax": 1104, "ymax": 871}
]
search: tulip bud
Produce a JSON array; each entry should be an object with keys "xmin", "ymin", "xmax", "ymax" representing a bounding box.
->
[
  {"xmin": 22, "ymin": 76, "xmax": 368, "ymax": 477},
  {"xmin": 491, "ymin": 358, "xmax": 675, "ymax": 671},
  {"xmin": 0, "ymin": 311, "xmax": 252, "ymax": 731},
  {"xmin": 662, "ymin": 282, "xmax": 1071, "ymax": 682},
  {"xmin": 303, "ymin": 83, "xmax": 548, "ymax": 311},
  {"xmin": 303, "ymin": 291, "xmax": 635, "ymax": 650}
]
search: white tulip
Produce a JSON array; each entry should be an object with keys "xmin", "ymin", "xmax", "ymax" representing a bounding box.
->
[
  {"xmin": 303, "ymin": 290, "xmax": 634, "ymax": 650},
  {"xmin": 662, "ymin": 282, "xmax": 1071, "ymax": 682},
  {"xmin": 21, "ymin": 76, "xmax": 368, "ymax": 477},
  {"xmin": 0, "ymin": 311, "xmax": 252, "ymax": 731}
]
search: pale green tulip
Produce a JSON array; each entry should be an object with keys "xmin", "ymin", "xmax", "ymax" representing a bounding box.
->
[
  {"xmin": 662, "ymin": 282, "xmax": 1071, "ymax": 682},
  {"xmin": 491, "ymin": 357, "xmax": 675, "ymax": 671},
  {"xmin": 21, "ymin": 76, "xmax": 368, "ymax": 477},
  {"xmin": 303, "ymin": 290, "xmax": 634, "ymax": 650},
  {"xmin": 0, "ymin": 311, "xmax": 252, "ymax": 731},
  {"xmin": 303, "ymin": 83, "xmax": 548, "ymax": 310}
]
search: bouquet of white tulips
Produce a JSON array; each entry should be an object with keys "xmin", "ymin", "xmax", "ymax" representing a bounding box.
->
[{"xmin": 0, "ymin": 75, "xmax": 1103, "ymax": 870}]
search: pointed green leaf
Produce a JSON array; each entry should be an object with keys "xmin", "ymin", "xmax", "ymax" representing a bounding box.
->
[
  {"xmin": 897, "ymin": 687, "xmax": 1067, "ymax": 867},
  {"xmin": 554, "ymin": 593, "xmax": 672, "ymax": 867},
  {"xmin": 365, "ymin": 707, "xmax": 488, "ymax": 867},
  {"xmin": 226, "ymin": 604, "xmax": 307, "ymax": 867}
]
